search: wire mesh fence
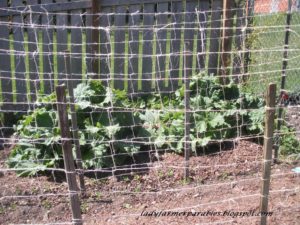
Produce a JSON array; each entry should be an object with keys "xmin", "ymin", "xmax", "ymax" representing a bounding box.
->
[
  {"xmin": 249, "ymin": 0, "xmax": 300, "ymax": 93},
  {"xmin": 0, "ymin": 0, "xmax": 299, "ymax": 225}
]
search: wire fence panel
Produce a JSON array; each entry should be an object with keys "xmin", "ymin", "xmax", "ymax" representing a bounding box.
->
[
  {"xmin": 0, "ymin": 0, "xmax": 299, "ymax": 224},
  {"xmin": 0, "ymin": 0, "xmax": 252, "ymax": 110},
  {"xmin": 249, "ymin": 0, "xmax": 300, "ymax": 93}
]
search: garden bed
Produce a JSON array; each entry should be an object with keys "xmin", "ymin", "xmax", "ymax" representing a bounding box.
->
[{"xmin": 1, "ymin": 140, "xmax": 299, "ymax": 225}]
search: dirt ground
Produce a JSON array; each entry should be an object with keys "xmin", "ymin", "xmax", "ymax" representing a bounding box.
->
[{"xmin": 0, "ymin": 140, "xmax": 299, "ymax": 225}]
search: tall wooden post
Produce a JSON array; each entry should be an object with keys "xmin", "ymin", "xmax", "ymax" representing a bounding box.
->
[
  {"xmin": 56, "ymin": 86, "xmax": 83, "ymax": 225},
  {"xmin": 184, "ymin": 43, "xmax": 191, "ymax": 180},
  {"xmin": 64, "ymin": 52, "xmax": 85, "ymax": 192},
  {"xmin": 274, "ymin": 0, "xmax": 292, "ymax": 161},
  {"xmin": 259, "ymin": 83, "xmax": 276, "ymax": 225}
]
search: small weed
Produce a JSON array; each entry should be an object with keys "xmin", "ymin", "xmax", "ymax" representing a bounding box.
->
[
  {"xmin": 31, "ymin": 187, "xmax": 39, "ymax": 195},
  {"xmin": 15, "ymin": 187, "xmax": 22, "ymax": 195},
  {"xmin": 81, "ymin": 202, "xmax": 89, "ymax": 214},
  {"xmin": 41, "ymin": 200, "xmax": 52, "ymax": 210},
  {"xmin": 158, "ymin": 170, "xmax": 164, "ymax": 178},
  {"xmin": 219, "ymin": 172, "xmax": 231, "ymax": 180},
  {"xmin": 10, "ymin": 202, "xmax": 17, "ymax": 211},
  {"xmin": 279, "ymin": 125, "xmax": 300, "ymax": 160},
  {"xmin": 43, "ymin": 184, "xmax": 53, "ymax": 193},
  {"xmin": 179, "ymin": 177, "xmax": 191, "ymax": 185},
  {"xmin": 134, "ymin": 185, "xmax": 141, "ymax": 193},
  {"xmin": 122, "ymin": 176, "xmax": 130, "ymax": 182},
  {"xmin": 95, "ymin": 191, "xmax": 102, "ymax": 200},
  {"xmin": 10, "ymin": 203, "xmax": 17, "ymax": 211},
  {"xmin": 133, "ymin": 175, "xmax": 142, "ymax": 182},
  {"xmin": 167, "ymin": 169, "xmax": 174, "ymax": 177},
  {"xmin": 0, "ymin": 206, "xmax": 5, "ymax": 214},
  {"xmin": 123, "ymin": 203, "xmax": 132, "ymax": 209}
]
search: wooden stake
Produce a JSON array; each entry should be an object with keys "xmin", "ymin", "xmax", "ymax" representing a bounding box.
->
[
  {"xmin": 184, "ymin": 42, "xmax": 191, "ymax": 180},
  {"xmin": 56, "ymin": 85, "xmax": 83, "ymax": 225},
  {"xmin": 274, "ymin": 0, "xmax": 292, "ymax": 162},
  {"xmin": 259, "ymin": 83, "xmax": 276, "ymax": 225},
  {"xmin": 64, "ymin": 52, "xmax": 85, "ymax": 193}
]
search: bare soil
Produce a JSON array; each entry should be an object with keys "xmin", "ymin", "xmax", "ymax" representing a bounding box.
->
[{"xmin": 0, "ymin": 140, "xmax": 299, "ymax": 225}]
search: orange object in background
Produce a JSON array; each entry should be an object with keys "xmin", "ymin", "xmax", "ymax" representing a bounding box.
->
[{"xmin": 255, "ymin": 0, "xmax": 290, "ymax": 13}]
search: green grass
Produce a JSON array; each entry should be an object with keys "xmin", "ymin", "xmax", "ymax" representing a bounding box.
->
[
  {"xmin": 247, "ymin": 12, "xmax": 300, "ymax": 93},
  {"xmin": 286, "ymin": 12, "xmax": 300, "ymax": 91}
]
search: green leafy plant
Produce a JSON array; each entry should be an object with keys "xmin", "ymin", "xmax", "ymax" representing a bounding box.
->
[
  {"xmin": 8, "ymin": 80, "xmax": 146, "ymax": 176},
  {"xmin": 8, "ymin": 94, "xmax": 61, "ymax": 176},
  {"xmin": 7, "ymin": 74, "xmax": 266, "ymax": 176},
  {"xmin": 138, "ymin": 73, "xmax": 265, "ymax": 153},
  {"xmin": 279, "ymin": 125, "xmax": 300, "ymax": 160}
]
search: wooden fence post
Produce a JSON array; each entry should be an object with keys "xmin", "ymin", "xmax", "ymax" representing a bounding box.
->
[
  {"xmin": 208, "ymin": 0, "xmax": 222, "ymax": 76},
  {"xmin": 243, "ymin": 0, "xmax": 255, "ymax": 79},
  {"xmin": 219, "ymin": 0, "xmax": 235, "ymax": 84},
  {"xmin": 92, "ymin": 0, "xmax": 100, "ymax": 78},
  {"xmin": 184, "ymin": 43, "xmax": 191, "ymax": 180},
  {"xmin": 259, "ymin": 83, "xmax": 276, "ymax": 225},
  {"xmin": 274, "ymin": 0, "xmax": 292, "ymax": 161},
  {"xmin": 64, "ymin": 52, "xmax": 85, "ymax": 193},
  {"xmin": 56, "ymin": 85, "xmax": 83, "ymax": 225},
  {"xmin": 232, "ymin": 0, "xmax": 246, "ymax": 83}
]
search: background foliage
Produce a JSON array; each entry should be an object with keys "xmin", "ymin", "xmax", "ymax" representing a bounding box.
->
[{"xmin": 8, "ymin": 73, "xmax": 293, "ymax": 176}]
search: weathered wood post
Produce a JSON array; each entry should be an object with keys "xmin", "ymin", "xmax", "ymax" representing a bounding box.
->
[
  {"xmin": 64, "ymin": 52, "xmax": 85, "ymax": 192},
  {"xmin": 259, "ymin": 83, "xmax": 276, "ymax": 225},
  {"xmin": 184, "ymin": 43, "xmax": 191, "ymax": 180},
  {"xmin": 56, "ymin": 85, "xmax": 83, "ymax": 225},
  {"xmin": 274, "ymin": 0, "xmax": 292, "ymax": 161}
]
